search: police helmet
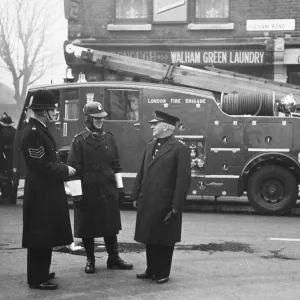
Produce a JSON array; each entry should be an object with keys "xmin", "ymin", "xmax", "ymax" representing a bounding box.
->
[
  {"xmin": 83, "ymin": 102, "xmax": 107, "ymax": 117},
  {"xmin": 27, "ymin": 90, "xmax": 57, "ymax": 110},
  {"xmin": 0, "ymin": 112, "xmax": 14, "ymax": 126}
]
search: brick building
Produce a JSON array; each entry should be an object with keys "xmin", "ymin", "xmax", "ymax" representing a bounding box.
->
[{"xmin": 64, "ymin": 0, "xmax": 300, "ymax": 85}]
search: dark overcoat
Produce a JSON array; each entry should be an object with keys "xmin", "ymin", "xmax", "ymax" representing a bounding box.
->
[
  {"xmin": 131, "ymin": 135, "xmax": 191, "ymax": 246},
  {"xmin": 21, "ymin": 118, "xmax": 73, "ymax": 248},
  {"xmin": 67, "ymin": 129, "xmax": 122, "ymax": 238}
]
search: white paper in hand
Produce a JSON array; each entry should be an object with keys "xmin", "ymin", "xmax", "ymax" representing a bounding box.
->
[{"xmin": 65, "ymin": 180, "xmax": 82, "ymax": 196}]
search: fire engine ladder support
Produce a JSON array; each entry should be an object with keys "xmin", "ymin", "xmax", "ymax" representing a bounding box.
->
[{"xmin": 68, "ymin": 41, "xmax": 300, "ymax": 101}]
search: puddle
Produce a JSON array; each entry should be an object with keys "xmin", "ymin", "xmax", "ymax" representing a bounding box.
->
[{"xmin": 54, "ymin": 241, "xmax": 255, "ymax": 256}]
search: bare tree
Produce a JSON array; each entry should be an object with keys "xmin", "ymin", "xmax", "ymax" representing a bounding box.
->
[{"xmin": 0, "ymin": 0, "xmax": 60, "ymax": 106}]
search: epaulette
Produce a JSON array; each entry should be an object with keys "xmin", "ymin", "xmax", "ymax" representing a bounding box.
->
[
  {"xmin": 106, "ymin": 131, "xmax": 114, "ymax": 137},
  {"xmin": 178, "ymin": 139, "xmax": 186, "ymax": 145},
  {"xmin": 73, "ymin": 130, "xmax": 89, "ymax": 140}
]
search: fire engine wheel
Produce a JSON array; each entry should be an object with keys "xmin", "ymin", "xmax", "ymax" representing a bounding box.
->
[{"xmin": 247, "ymin": 165, "xmax": 297, "ymax": 215}]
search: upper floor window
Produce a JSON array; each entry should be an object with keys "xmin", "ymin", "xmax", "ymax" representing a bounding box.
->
[
  {"xmin": 116, "ymin": 0, "xmax": 148, "ymax": 21},
  {"xmin": 195, "ymin": 0, "xmax": 229, "ymax": 21},
  {"xmin": 153, "ymin": 0, "xmax": 188, "ymax": 23}
]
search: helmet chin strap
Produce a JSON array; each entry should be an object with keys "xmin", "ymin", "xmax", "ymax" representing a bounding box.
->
[{"xmin": 45, "ymin": 110, "xmax": 54, "ymax": 122}]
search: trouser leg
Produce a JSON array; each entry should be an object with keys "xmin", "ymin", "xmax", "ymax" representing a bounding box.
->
[
  {"xmin": 104, "ymin": 235, "xmax": 133, "ymax": 270},
  {"xmin": 145, "ymin": 244, "xmax": 159, "ymax": 276},
  {"xmin": 82, "ymin": 238, "xmax": 95, "ymax": 260},
  {"xmin": 82, "ymin": 238, "xmax": 95, "ymax": 273},
  {"xmin": 156, "ymin": 244, "xmax": 174, "ymax": 278},
  {"xmin": 27, "ymin": 248, "xmax": 52, "ymax": 286}
]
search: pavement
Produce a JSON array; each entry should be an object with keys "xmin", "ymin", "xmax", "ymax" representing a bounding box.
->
[{"xmin": 2, "ymin": 185, "xmax": 300, "ymax": 299}]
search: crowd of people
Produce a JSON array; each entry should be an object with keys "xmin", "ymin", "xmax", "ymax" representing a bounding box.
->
[{"xmin": 7, "ymin": 89, "xmax": 191, "ymax": 290}]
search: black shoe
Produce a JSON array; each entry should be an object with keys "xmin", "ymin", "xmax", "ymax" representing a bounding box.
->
[
  {"xmin": 27, "ymin": 272, "xmax": 56, "ymax": 284},
  {"xmin": 85, "ymin": 258, "xmax": 95, "ymax": 274},
  {"xmin": 107, "ymin": 256, "xmax": 133, "ymax": 270},
  {"xmin": 136, "ymin": 272, "xmax": 155, "ymax": 279},
  {"xmin": 156, "ymin": 277, "xmax": 169, "ymax": 284},
  {"xmin": 29, "ymin": 281, "xmax": 58, "ymax": 290},
  {"xmin": 48, "ymin": 272, "xmax": 55, "ymax": 280}
]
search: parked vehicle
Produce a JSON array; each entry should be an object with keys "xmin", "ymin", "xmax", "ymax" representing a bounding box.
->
[{"xmin": 12, "ymin": 42, "xmax": 300, "ymax": 214}]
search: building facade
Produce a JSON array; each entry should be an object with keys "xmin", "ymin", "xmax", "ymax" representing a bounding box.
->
[{"xmin": 64, "ymin": 0, "xmax": 300, "ymax": 85}]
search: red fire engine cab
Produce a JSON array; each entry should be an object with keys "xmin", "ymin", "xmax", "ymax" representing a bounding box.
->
[{"xmin": 12, "ymin": 41, "xmax": 300, "ymax": 215}]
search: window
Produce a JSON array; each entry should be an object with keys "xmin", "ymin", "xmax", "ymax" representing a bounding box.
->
[
  {"xmin": 104, "ymin": 89, "xmax": 139, "ymax": 121},
  {"xmin": 153, "ymin": 0, "xmax": 188, "ymax": 23},
  {"xmin": 64, "ymin": 89, "xmax": 79, "ymax": 121},
  {"xmin": 64, "ymin": 100, "xmax": 79, "ymax": 120},
  {"xmin": 116, "ymin": 0, "xmax": 147, "ymax": 20},
  {"xmin": 195, "ymin": 0, "xmax": 229, "ymax": 21}
]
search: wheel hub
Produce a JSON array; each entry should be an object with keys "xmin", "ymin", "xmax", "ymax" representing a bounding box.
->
[{"xmin": 260, "ymin": 179, "xmax": 284, "ymax": 203}]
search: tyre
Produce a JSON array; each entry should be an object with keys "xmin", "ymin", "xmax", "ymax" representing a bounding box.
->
[{"xmin": 247, "ymin": 165, "xmax": 297, "ymax": 214}]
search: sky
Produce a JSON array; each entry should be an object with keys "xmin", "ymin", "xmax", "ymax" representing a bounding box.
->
[{"xmin": 0, "ymin": 0, "xmax": 68, "ymax": 89}]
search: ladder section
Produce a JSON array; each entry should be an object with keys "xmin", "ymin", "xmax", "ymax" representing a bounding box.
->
[{"xmin": 65, "ymin": 41, "xmax": 300, "ymax": 101}]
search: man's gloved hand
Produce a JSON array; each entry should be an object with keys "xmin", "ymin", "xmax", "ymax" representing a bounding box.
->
[
  {"xmin": 118, "ymin": 188, "xmax": 125, "ymax": 204},
  {"xmin": 164, "ymin": 209, "xmax": 177, "ymax": 226}
]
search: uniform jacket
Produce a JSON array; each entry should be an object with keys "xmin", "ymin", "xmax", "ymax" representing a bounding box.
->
[
  {"xmin": 21, "ymin": 118, "xmax": 73, "ymax": 248},
  {"xmin": 67, "ymin": 129, "xmax": 122, "ymax": 238},
  {"xmin": 131, "ymin": 135, "xmax": 191, "ymax": 246}
]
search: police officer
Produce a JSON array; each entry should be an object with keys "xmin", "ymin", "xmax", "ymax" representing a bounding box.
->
[
  {"xmin": 131, "ymin": 110, "xmax": 191, "ymax": 284},
  {"xmin": 0, "ymin": 112, "xmax": 16, "ymax": 203},
  {"xmin": 22, "ymin": 90, "xmax": 75, "ymax": 290},
  {"xmin": 67, "ymin": 101, "xmax": 133, "ymax": 274}
]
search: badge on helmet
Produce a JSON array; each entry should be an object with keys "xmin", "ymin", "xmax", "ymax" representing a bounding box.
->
[{"xmin": 83, "ymin": 101, "xmax": 107, "ymax": 117}]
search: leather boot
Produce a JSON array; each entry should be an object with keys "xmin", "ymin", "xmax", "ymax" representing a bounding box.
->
[
  {"xmin": 85, "ymin": 258, "xmax": 95, "ymax": 274},
  {"xmin": 104, "ymin": 236, "xmax": 133, "ymax": 270}
]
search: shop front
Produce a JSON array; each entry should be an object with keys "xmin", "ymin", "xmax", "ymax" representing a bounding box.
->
[
  {"xmin": 284, "ymin": 48, "xmax": 300, "ymax": 85},
  {"xmin": 64, "ymin": 40, "xmax": 274, "ymax": 83}
]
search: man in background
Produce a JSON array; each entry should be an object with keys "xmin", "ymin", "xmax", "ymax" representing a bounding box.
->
[{"xmin": 0, "ymin": 112, "xmax": 16, "ymax": 203}]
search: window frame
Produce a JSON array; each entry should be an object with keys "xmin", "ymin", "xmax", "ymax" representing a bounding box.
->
[
  {"xmin": 103, "ymin": 88, "xmax": 140, "ymax": 122},
  {"xmin": 63, "ymin": 99, "xmax": 80, "ymax": 121},
  {"xmin": 194, "ymin": 0, "xmax": 230, "ymax": 23},
  {"xmin": 152, "ymin": 0, "xmax": 188, "ymax": 24}
]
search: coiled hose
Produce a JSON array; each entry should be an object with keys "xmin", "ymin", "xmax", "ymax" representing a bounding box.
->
[{"xmin": 221, "ymin": 93, "xmax": 275, "ymax": 116}]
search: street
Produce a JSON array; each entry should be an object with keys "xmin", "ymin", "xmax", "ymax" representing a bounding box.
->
[{"xmin": 1, "ymin": 201, "xmax": 300, "ymax": 300}]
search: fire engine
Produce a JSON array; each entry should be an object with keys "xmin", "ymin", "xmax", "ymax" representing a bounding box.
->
[{"xmin": 12, "ymin": 40, "xmax": 300, "ymax": 215}]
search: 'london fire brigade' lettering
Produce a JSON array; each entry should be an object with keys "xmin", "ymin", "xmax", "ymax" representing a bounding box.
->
[{"xmin": 147, "ymin": 99, "xmax": 167, "ymax": 103}]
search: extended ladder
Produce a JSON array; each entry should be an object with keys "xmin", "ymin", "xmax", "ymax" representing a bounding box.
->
[{"xmin": 65, "ymin": 40, "xmax": 300, "ymax": 101}]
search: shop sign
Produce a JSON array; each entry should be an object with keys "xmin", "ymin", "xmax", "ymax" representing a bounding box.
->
[
  {"xmin": 247, "ymin": 19, "xmax": 295, "ymax": 31},
  {"xmin": 112, "ymin": 49, "xmax": 266, "ymax": 65},
  {"xmin": 284, "ymin": 49, "xmax": 300, "ymax": 65}
]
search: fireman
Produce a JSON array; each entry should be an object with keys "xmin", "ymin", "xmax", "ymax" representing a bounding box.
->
[
  {"xmin": 67, "ymin": 101, "xmax": 133, "ymax": 274},
  {"xmin": 0, "ymin": 112, "xmax": 16, "ymax": 203}
]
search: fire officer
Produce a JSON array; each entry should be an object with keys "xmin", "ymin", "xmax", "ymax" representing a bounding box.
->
[
  {"xmin": 0, "ymin": 112, "xmax": 16, "ymax": 203},
  {"xmin": 21, "ymin": 90, "xmax": 75, "ymax": 290},
  {"xmin": 67, "ymin": 101, "xmax": 133, "ymax": 274},
  {"xmin": 131, "ymin": 110, "xmax": 191, "ymax": 284}
]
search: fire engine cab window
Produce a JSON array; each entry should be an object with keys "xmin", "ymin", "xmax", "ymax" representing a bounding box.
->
[
  {"xmin": 64, "ymin": 100, "xmax": 79, "ymax": 120},
  {"xmin": 116, "ymin": 0, "xmax": 147, "ymax": 19},
  {"xmin": 195, "ymin": 0, "xmax": 229, "ymax": 20},
  {"xmin": 104, "ymin": 90, "xmax": 139, "ymax": 121}
]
